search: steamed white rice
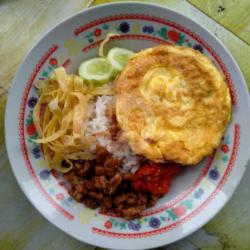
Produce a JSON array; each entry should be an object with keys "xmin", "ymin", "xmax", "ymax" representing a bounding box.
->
[{"xmin": 84, "ymin": 95, "xmax": 139, "ymax": 173}]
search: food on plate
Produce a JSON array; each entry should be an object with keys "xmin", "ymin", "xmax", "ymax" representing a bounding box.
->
[
  {"xmin": 78, "ymin": 38, "xmax": 134, "ymax": 86},
  {"xmin": 107, "ymin": 47, "xmax": 135, "ymax": 73},
  {"xmin": 116, "ymin": 45, "xmax": 231, "ymax": 165},
  {"xmin": 33, "ymin": 43, "xmax": 231, "ymax": 219},
  {"xmin": 78, "ymin": 57, "xmax": 114, "ymax": 85},
  {"xmin": 33, "ymin": 67, "xmax": 113, "ymax": 172}
]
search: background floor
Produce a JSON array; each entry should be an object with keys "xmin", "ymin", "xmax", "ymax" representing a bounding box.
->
[{"xmin": 0, "ymin": 0, "xmax": 249, "ymax": 249}]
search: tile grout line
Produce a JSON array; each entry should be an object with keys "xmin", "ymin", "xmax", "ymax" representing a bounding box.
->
[{"xmin": 186, "ymin": 0, "xmax": 250, "ymax": 46}]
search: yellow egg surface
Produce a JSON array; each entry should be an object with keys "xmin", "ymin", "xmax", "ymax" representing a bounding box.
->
[{"xmin": 115, "ymin": 45, "xmax": 231, "ymax": 165}]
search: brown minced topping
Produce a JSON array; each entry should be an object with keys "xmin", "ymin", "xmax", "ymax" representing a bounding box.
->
[
  {"xmin": 64, "ymin": 103, "xmax": 160, "ymax": 219},
  {"xmin": 64, "ymin": 145, "xmax": 158, "ymax": 220}
]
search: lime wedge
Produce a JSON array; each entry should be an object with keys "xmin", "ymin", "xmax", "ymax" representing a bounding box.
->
[
  {"xmin": 78, "ymin": 57, "xmax": 113, "ymax": 86},
  {"xmin": 107, "ymin": 47, "xmax": 134, "ymax": 73}
]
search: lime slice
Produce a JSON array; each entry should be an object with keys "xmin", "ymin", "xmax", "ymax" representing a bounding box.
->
[
  {"xmin": 107, "ymin": 47, "xmax": 134, "ymax": 73},
  {"xmin": 78, "ymin": 57, "xmax": 113, "ymax": 86}
]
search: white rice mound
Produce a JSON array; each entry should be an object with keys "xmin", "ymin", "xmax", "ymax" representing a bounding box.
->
[{"xmin": 84, "ymin": 95, "xmax": 139, "ymax": 173}]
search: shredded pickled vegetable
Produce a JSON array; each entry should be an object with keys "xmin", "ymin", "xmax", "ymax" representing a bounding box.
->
[
  {"xmin": 33, "ymin": 67, "xmax": 113, "ymax": 172},
  {"xmin": 98, "ymin": 33, "xmax": 118, "ymax": 57}
]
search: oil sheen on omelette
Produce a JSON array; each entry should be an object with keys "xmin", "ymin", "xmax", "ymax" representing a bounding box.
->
[{"xmin": 115, "ymin": 45, "xmax": 231, "ymax": 165}]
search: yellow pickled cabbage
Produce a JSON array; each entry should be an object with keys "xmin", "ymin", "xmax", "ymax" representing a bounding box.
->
[{"xmin": 33, "ymin": 67, "xmax": 113, "ymax": 172}]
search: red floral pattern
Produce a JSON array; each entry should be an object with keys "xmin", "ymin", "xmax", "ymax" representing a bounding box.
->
[
  {"xmin": 221, "ymin": 144, "xmax": 229, "ymax": 153},
  {"xmin": 56, "ymin": 193, "xmax": 64, "ymax": 200},
  {"xmin": 173, "ymin": 205, "xmax": 187, "ymax": 217},
  {"xmin": 167, "ymin": 30, "xmax": 180, "ymax": 43},
  {"xmin": 94, "ymin": 28, "xmax": 102, "ymax": 37},
  {"xmin": 26, "ymin": 123, "xmax": 36, "ymax": 135},
  {"xmin": 49, "ymin": 57, "xmax": 58, "ymax": 65},
  {"xmin": 104, "ymin": 221, "xmax": 112, "ymax": 229}
]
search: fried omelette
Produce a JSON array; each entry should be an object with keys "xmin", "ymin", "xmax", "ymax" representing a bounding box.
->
[{"xmin": 115, "ymin": 45, "xmax": 231, "ymax": 165}]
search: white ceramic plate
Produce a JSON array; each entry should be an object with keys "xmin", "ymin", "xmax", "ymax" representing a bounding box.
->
[{"xmin": 5, "ymin": 3, "xmax": 250, "ymax": 249}]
